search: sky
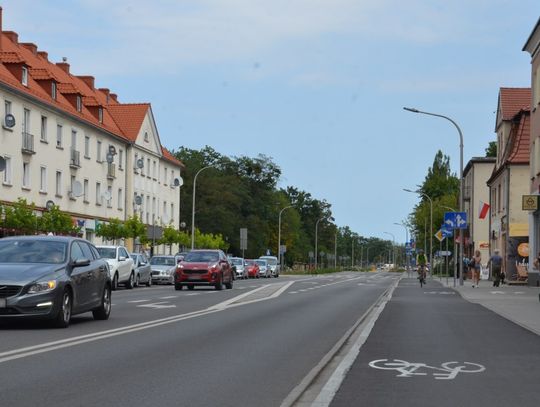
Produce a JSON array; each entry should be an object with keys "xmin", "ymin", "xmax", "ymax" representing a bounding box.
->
[{"xmin": 3, "ymin": 1, "xmax": 539, "ymax": 242}]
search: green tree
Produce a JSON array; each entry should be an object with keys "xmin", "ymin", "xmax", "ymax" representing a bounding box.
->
[
  {"xmin": 485, "ymin": 141, "xmax": 497, "ymax": 157},
  {"xmin": 96, "ymin": 218, "xmax": 126, "ymax": 244},
  {"xmin": 38, "ymin": 205, "xmax": 79, "ymax": 235},
  {"xmin": 2, "ymin": 198, "xmax": 38, "ymax": 234}
]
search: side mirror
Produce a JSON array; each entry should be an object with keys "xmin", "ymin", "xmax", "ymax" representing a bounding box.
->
[
  {"xmin": 119, "ymin": 256, "xmax": 127, "ymax": 261},
  {"xmin": 72, "ymin": 258, "xmax": 91, "ymax": 267}
]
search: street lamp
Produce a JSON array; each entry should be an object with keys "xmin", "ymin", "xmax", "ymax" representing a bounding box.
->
[
  {"xmin": 404, "ymin": 107, "xmax": 464, "ymax": 285},
  {"xmin": 314, "ymin": 217, "xmax": 328, "ymax": 270},
  {"xmin": 404, "ymin": 188, "xmax": 433, "ymax": 277},
  {"xmin": 278, "ymin": 205, "xmax": 294, "ymax": 270},
  {"xmin": 383, "ymin": 231, "xmax": 395, "ymax": 269},
  {"xmin": 191, "ymin": 165, "xmax": 214, "ymax": 250},
  {"xmin": 394, "ymin": 222, "xmax": 410, "ymax": 274}
]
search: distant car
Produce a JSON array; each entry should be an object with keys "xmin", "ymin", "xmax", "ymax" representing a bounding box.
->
[
  {"xmin": 0, "ymin": 236, "xmax": 111, "ymax": 328},
  {"xmin": 175, "ymin": 251, "xmax": 189, "ymax": 262},
  {"xmin": 131, "ymin": 253, "xmax": 152, "ymax": 287},
  {"xmin": 259, "ymin": 255, "xmax": 279, "ymax": 277},
  {"xmin": 230, "ymin": 257, "xmax": 247, "ymax": 279},
  {"xmin": 245, "ymin": 260, "xmax": 260, "ymax": 278},
  {"xmin": 255, "ymin": 259, "xmax": 271, "ymax": 278},
  {"xmin": 175, "ymin": 250, "xmax": 234, "ymax": 290},
  {"xmin": 96, "ymin": 245, "xmax": 135, "ymax": 290},
  {"xmin": 149, "ymin": 255, "xmax": 177, "ymax": 285}
]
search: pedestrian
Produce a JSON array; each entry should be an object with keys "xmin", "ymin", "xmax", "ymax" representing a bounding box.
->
[
  {"xmin": 487, "ymin": 249, "xmax": 503, "ymax": 287},
  {"xmin": 471, "ymin": 250, "xmax": 482, "ymax": 288}
]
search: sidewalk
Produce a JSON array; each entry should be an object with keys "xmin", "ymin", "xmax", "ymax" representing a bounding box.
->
[{"xmin": 436, "ymin": 275, "xmax": 540, "ymax": 336}]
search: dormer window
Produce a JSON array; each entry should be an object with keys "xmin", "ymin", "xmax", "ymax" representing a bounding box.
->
[
  {"xmin": 21, "ymin": 66, "xmax": 28, "ymax": 86},
  {"xmin": 51, "ymin": 82, "xmax": 57, "ymax": 100},
  {"xmin": 76, "ymin": 95, "xmax": 82, "ymax": 112},
  {"xmin": 98, "ymin": 107, "xmax": 103, "ymax": 123},
  {"xmin": 144, "ymin": 132, "xmax": 149, "ymax": 142}
]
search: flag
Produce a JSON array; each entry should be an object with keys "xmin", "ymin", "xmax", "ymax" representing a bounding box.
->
[{"xmin": 479, "ymin": 201, "xmax": 490, "ymax": 219}]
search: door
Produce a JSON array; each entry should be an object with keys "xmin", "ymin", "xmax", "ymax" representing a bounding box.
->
[
  {"xmin": 117, "ymin": 247, "xmax": 132, "ymax": 282},
  {"xmin": 79, "ymin": 241, "xmax": 105, "ymax": 307},
  {"xmin": 69, "ymin": 241, "xmax": 94, "ymax": 310}
]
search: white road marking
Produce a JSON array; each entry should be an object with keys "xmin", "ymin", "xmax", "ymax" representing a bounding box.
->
[
  {"xmin": 128, "ymin": 300, "xmax": 150, "ymax": 303},
  {"xmin": 369, "ymin": 359, "xmax": 485, "ymax": 380},
  {"xmin": 137, "ymin": 302, "xmax": 176, "ymax": 309},
  {"xmin": 158, "ymin": 296, "xmax": 178, "ymax": 299}
]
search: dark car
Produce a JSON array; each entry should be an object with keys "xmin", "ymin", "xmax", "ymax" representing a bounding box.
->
[
  {"xmin": 175, "ymin": 249, "xmax": 233, "ymax": 291},
  {"xmin": 130, "ymin": 253, "xmax": 152, "ymax": 287},
  {"xmin": 0, "ymin": 236, "xmax": 111, "ymax": 328}
]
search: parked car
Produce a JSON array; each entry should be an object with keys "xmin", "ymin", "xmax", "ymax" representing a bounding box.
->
[
  {"xmin": 245, "ymin": 260, "xmax": 260, "ymax": 278},
  {"xmin": 130, "ymin": 253, "xmax": 152, "ymax": 287},
  {"xmin": 0, "ymin": 236, "xmax": 111, "ymax": 328},
  {"xmin": 230, "ymin": 257, "xmax": 248, "ymax": 279},
  {"xmin": 175, "ymin": 251, "xmax": 189, "ymax": 262},
  {"xmin": 175, "ymin": 250, "xmax": 233, "ymax": 290},
  {"xmin": 150, "ymin": 255, "xmax": 177, "ymax": 285},
  {"xmin": 96, "ymin": 245, "xmax": 135, "ymax": 290},
  {"xmin": 259, "ymin": 255, "xmax": 280, "ymax": 277},
  {"xmin": 255, "ymin": 259, "xmax": 271, "ymax": 278}
]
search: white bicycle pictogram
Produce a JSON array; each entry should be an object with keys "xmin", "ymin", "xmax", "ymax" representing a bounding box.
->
[{"xmin": 369, "ymin": 359, "xmax": 485, "ymax": 380}]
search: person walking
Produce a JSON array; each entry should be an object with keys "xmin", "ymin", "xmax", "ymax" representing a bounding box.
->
[
  {"xmin": 487, "ymin": 249, "xmax": 503, "ymax": 287},
  {"xmin": 471, "ymin": 250, "xmax": 482, "ymax": 288}
]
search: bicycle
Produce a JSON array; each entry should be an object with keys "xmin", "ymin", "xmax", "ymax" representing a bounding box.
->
[{"xmin": 417, "ymin": 264, "xmax": 426, "ymax": 287}]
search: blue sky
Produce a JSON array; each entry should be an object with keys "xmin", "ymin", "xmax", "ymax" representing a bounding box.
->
[{"xmin": 4, "ymin": 1, "xmax": 539, "ymax": 242}]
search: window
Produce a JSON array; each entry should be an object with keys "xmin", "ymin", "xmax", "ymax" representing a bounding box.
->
[
  {"xmin": 22, "ymin": 162, "xmax": 30, "ymax": 188},
  {"xmin": 3, "ymin": 156, "xmax": 11, "ymax": 184},
  {"xmin": 164, "ymin": 167, "xmax": 168, "ymax": 184},
  {"xmin": 83, "ymin": 179, "xmax": 89, "ymax": 202},
  {"xmin": 96, "ymin": 182, "xmax": 102, "ymax": 205},
  {"xmin": 76, "ymin": 95, "xmax": 82, "ymax": 112},
  {"xmin": 22, "ymin": 108, "xmax": 30, "ymax": 135},
  {"xmin": 56, "ymin": 124, "xmax": 63, "ymax": 148},
  {"xmin": 4, "ymin": 100, "xmax": 12, "ymax": 115},
  {"xmin": 147, "ymin": 158, "xmax": 151, "ymax": 177},
  {"xmin": 71, "ymin": 129, "xmax": 77, "ymax": 150},
  {"xmin": 498, "ymin": 184, "xmax": 502, "ymax": 213},
  {"xmin": 40, "ymin": 166, "xmax": 47, "ymax": 192},
  {"xmin": 51, "ymin": 82, "xmax": 57, "ymax": 100},
  {"xmin": 171, "ymin": 203, "xmax": 174, "ymax": 224},
  {"xmin": 144, "ymin": 131, "xmax": 149, "ymax": 142},
  {"xmin": 97, "ymin": 141, "xmax": 102, "ymax": 162},
  {"xmin": 84, "ymin": 135, "xmax": 90, "ymax": 158},
  {"xmin": 55, "ymin": 171, "xmax": 62, "ymax": 196},
  {"xmin": 21, "ymin": 66, "xmax": 28, "ymax": 86},
  {"xmin": 153, "ymin": 160, "xmax": 157, "ymax": 179},
  {"xmin": 98, "ymin": 107, "xmax": 103, "ymax": 123},
  {"xmin": 118, "ymin": 149, "xmax": 123, "ymax": 169},
  {"xmin": 146, "ymin": 196, "xmax": 150, "ymax": 223},
  {"xmin": 40, "ymin": 116, "xmax": 47, "ymax": 142},
  {"xmin": 70, "ymin": 242, "xmax": 85, "ymax": 262},
  {"xmin": 70, "ymin": 175, "xmax": 76, "ymax": 199},
  {"xmin": 118, "ymin": 188, "xmax": 123, "ymax": 210},
  {"xmin": 107, "ymin": 186, "xmax": 113, "ymax": 208}
]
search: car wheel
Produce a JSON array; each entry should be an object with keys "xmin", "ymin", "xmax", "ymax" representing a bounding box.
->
[
  {"xmin": 92, "ymin": 285, "xmax": 112, "ymax": 320},
  {"xmin": 126, "ymin": 272, "xmax": 135, "ymax": 289},
  {"xmin": 187, "ymin": 284, "xmax": 195, "ymax": 291},
  {"xmin": 135, "ymin": 273, "xmax": 140, "ymax": 288},
  {"xmin": 174, "ymin": 283, "xmax": 183, "ymax": 291},
  {"xmin": 215, "ymin": 276, "xmax": 223, "ymax": 290},
  {"xmin": 112, "ymin": 273, "xmax": 119, "ymax": 291},
  {"xmin": 225, "ymin": 276, "xmax": 233, "ymax": 289},
  {"xmin": 52, "ymin": 289, "xmax": 72, "ymax": 328}
]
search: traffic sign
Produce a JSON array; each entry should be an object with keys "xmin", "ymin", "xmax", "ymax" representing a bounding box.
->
[
  {"xmin": 444, "ymin": 212, "xmax": 468, "ymax": 229},
  {"xmin": 441, "ymin": 225, "xmax": 453, "ymax": 238}
]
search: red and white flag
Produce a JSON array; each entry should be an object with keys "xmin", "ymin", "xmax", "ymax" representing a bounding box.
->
[{"xmin": 478, "ymin": 201, "xmax": 490, "ymax": 219}]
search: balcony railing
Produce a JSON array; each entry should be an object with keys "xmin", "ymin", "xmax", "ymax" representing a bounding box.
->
[
  {"xmin": 21, "ymin": 132, "xmax": 35, "ymax": 154},
  {"xmin": 107, "ymin": 163, "xmax": 116, "ymax": 179},
  {"xmin": 70, "ymin": 148, "xmax": 81, "ymax": 168}
]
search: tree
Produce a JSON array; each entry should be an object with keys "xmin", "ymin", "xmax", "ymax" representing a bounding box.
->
[
  {"xmin": 159, "ymin": 225, "xmax": 180, "ymax": 254},
  {"xmin": 38, "ymin": 205, "xmax": 80, "ymax": 235},
  {"xmin": 485, "ymin": 141, "xmax": 497, "ymax": 157},
  {"xmin": 2, "ymin": 198, "xmax": 38, "ymax": 234},
  {"xmin": 96, "ymin": 218, "xmax": 126, "ymax": 244}
]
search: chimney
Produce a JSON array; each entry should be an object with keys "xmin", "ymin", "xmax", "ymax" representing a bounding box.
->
[
  {"xmin": 37, "ymin": 51, "xmax": 48, "ymax": 60},
  {"xmin": 110, "ymin": 93, "xmax": 118, "ymax": 102},
  {"xmin": 3, "ymin": 30, "xmax": 18, "ymax": 44},
  {"xmin": 21, "ymin": 43, "xmax": 38, "ymax": 55},
  {"xmin": 56, "ymin": 61, "xmax": 70, "ymax": 74},
  {"xmin": 77, "ymin": 75, "xmax": 95, "ymax": 89},
  {"xmin": 98, "ymin": 88, "xmax": 110, "ymax": 103}
]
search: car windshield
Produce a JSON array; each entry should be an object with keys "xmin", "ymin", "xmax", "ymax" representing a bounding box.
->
[
  {"xmin": 150, "ymin": 256, "xmax": 176, "ymax": 266},
  {"xmin": 184, "ymin": 252, "xmax": 219, "ymax": 262},
  {"xmin": 261, "ymin": 258, "xmax": 277, "ymax": 265},
  {"xmin": 97, "ymin": 247, "xmax": 116, "ymax": 259},
  {"xmin": 0, "ymin": 240, "xmax": 67, "ymax": 264},
  {"xmin": 231, "ymin": 258, "xmax": 243, "ymax": 265},
  {"xmin": 255, "ymin": 260, "xmax": 267, "ymax": 266},
  {"xmin": 130, "ymin": 254, "xmax": 138, "ymax": 262},
  {"xmin": 246, "ymin": 260, "xmax": 257, "ymax": 266}
]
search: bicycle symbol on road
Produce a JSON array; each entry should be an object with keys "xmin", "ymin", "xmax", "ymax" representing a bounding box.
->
[{"xmin": 369, "ymin": 359, "xmax": 485, "ymax": 380}]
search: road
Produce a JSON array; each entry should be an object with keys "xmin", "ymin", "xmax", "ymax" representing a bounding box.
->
[{"xmin": 0, "ymin": 272, "xmax": 399, "ymax": 407}]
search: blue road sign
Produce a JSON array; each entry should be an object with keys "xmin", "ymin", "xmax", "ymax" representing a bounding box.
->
[
  {"xmin": 441, "ymin": 224, "xmax": 453, "ymax": 238},
  {"xmin": 444, "ymin": 212, "xmax": 468, "ymax": 230}
]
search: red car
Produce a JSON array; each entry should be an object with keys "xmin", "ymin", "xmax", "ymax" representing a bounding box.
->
[
  {"xmin": 245, "ymin": 259, "xmax": 261, "ymax": 278},
  {"xmin": 175, "ymin": 249, "xmax": 234, "ymax": 291}
]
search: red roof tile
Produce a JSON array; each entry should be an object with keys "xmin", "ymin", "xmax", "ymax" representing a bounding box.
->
[
  {"xmin": 0, "ymin": 51, "xmax": 23, "ymax": 63},
  {"xmin": 161, "ymin": 147, "xmax": 184, "ymax": 168},
  {"xmin": 507, "ymin": 109, "xmax": 530, "ymax": 164},
  {"xmin": 107, "ymin": 103, "xmax": 149, "ymax": 142},
  {"xmin": 499, "ymin": 88, "xmax": 531, "ymax": 121}
]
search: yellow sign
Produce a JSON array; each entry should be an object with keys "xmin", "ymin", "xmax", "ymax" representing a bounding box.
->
[
  {"xmin": 434, "ymin": 229, "xmax": 444, "ymax": 242},
  {"xmin": 522, "ymin": 195, "xmax": 539, "ymax": 211},
  {"xmin": 509, "ymin": 223, "xmax": 529, "ymax": 237}
]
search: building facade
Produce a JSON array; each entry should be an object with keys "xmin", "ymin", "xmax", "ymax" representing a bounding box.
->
[{"xmin": 0, "ymin": 10, "xmax": 184, "ymax": 253}]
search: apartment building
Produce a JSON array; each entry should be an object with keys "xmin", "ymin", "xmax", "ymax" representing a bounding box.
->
[{"xmin": 0, "ymin": 9, "xmax": 183, "ymax": 251}]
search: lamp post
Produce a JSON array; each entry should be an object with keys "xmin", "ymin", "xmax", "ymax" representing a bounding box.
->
[
  {"xmin": 394, "ymin": 222, "xmax": 409, "ymax": 275},
  {"xmin": 384, "ymin": 232, "xmax": 395, "ymax": 269},
  {"xmin": 314, "ymin": 217, "xmax": 326, "ymax": 271},
  {"xmin": 404, "ymin": 188, "xmax": 433, "ymax": 277},
  {"xmin": 404, "ymin": 107, "xmax": 464, "ymax": 285},
  {"xmin": 191, "ymin": 165, "xmax": 213, "ymax": 250},
  {"xmin": 278, "ymin": 205, "xmax": 294, "ymax": 270}
]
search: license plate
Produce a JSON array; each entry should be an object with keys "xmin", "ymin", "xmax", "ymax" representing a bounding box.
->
[
  {"xmin": 0, "ymin": 298, "xmax": 6, "ymax": 308},
  {"xmin": 188, "ymin": 275, "xmax": 201, "ymax": 280}
]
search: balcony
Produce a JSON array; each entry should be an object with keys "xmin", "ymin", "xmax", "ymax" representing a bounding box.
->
[
  {"xmin": 70, "ymin": 148, "xmax": 81, "ymax": 168},
  {"xmin": 107, "ymin": 163, "xmax": 116, "ymax": 180},
  {"xmin": 21, "ymin": 132, "xmax": 35, "ymax": 154}
]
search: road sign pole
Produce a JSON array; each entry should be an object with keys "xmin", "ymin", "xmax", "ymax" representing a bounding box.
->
[{"xmin": 445, "ymin": 237, "xmax": 449, "ymax": 285}]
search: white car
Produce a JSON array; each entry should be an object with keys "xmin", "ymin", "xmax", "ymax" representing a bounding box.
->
[
  {"xmin": 96, "ymin": 245, "xmax": 135, "ymax": 290},
  {"xmin": 259, "ymin": 255, "xmax": 280, "ymax": 277}
]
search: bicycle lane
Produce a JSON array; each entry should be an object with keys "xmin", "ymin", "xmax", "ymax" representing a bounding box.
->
[{"xmin": 329, "ymin": 277, "xmax": 540, "ymax": 407}]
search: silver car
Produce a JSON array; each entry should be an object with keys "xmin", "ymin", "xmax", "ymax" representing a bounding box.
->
[
  {"xmin": 149, "ymin": 255, "xmax": 177, "ymax": 285},
  {"xmin": 255, "ymin": 259, "xmax": 271, "ymax": 278},
  {"xmin": 230, "ymin": 257, "xmax": 247, "ymax": 279},
  {"xmin": 131, "ymin": 253, "xmax": 152, "ymax": 287}
]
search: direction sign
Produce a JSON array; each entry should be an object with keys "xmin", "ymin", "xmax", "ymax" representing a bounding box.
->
[
  {"xmin": 441, "ymin": 226, "xmax": 453, "ymax": 238},
  {"xmin": 444, "ymin": 212, "xmax": 468, "ymax": 230}
]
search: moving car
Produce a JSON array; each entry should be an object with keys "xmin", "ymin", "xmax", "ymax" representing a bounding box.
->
[
  {"xmin": 96, "ymin": 245, "xmax": 135, "ymax": 290},
  {"xmin": 131, "ymin": 253, "xmax": 152, "ymax": 287},
  {"xmin": 255, "ymin": 259, "xmax": 271, "ymax": 278},
  {"xmin": 150, "ymin": 255, "xmax": 177, "ymax": 285},
  {"xmin": 175, "ymin": 250, "xmax": 233, "ymax": 290},
  {"xmin": 230, "ymin": 257, "xmax": 248, "ymax": 279},
  {"xmin": 259, "ymin": 255, "xmax": 280, "ymax": 277},
  {"xmin": 0, "ymin": 236, "xmax": 111, "ymax": 328},
  {"xmin": 245, "ymin": 260, "xmax": 260, "ymax": 278}
]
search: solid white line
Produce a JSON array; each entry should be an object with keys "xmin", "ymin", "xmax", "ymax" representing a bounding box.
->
[
  {"xmin": 128, "ymin": 300, "xmax": 150, "ymax": 303},
  {"xmin": 158, "ymin": 296, "xmax": 178, "ymax": 299},
  {"xmin": 209, "ymin": 285, "xmax": 271, "ymax": 310}
]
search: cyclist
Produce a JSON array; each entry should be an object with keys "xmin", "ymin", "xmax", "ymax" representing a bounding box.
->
[{"xmin": 416, "ymin": 249, "xmax": 428, "ymax": 283}]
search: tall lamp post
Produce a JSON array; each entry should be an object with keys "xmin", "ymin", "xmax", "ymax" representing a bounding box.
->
[
  {"xmin": 404, "ymin": 107, "xmax": 464, "ymax": 285},
  {"xmin": 191, "ymin": 166, "xmax": 213, "ymax": 250},
  {"xmin": 278, "ymin": 205, "xmax": 294, "ymax": 270},
  {"xmin": 314, "ymin": 217, "xmax": 327, "ymax": 270},
  {"xmin": 383, "ymin": 232, "xmax": 395, "ymax": 269},
  {"xmin": 404, "ymin": 188, "xmax": 433, "ymax": 277},
  {"xmin": 394, "ymin": 222, "xmax": 409, "ymax": 274}
]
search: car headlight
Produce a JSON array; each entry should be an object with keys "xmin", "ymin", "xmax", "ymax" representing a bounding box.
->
[{"xmin": 28, "ymin": 280, "xmax": 57, "ymax": 294}]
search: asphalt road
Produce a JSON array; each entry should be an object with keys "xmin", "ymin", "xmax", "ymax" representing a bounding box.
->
[
  {"xmin": 0, "ymin": 272, "xmax": 399, "ymax": 407},
  {"xmin": 330, "ymin": 277, "xmax": 540, "ymax": 407}
]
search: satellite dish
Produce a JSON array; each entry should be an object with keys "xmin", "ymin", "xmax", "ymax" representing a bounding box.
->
[
  {"xmin": 106, "ymin": 153, "xmax": 114, "ymax": 163},
  {"xmin": 45, "ymin": 200, "xmax": 55, "ymax": 211},
  {"xmin": 102, "ymin": 190, "xmax": 112, "ymax": 201},
  {"xmin": 136, "ymin": 158, "xmax": 144, "ymax": 169},
  {"xmin": 4, "ymin": 113, "xmax": 15, "ymax": 128},
  {"xmin": 0, "ymin": 156, "xmax": 5, "ymax": 172},
  {"xmin": 162, "ymin": 213, "xmax": 171, "ymax": 224},
  {"xmin": 108, "ymin": 145, "xmax": 117, "ymax": 156},
  {"xmin": 173, "ymin": 177, "xmax": 183, "ymax": 187},
  {"xmin": 134, "ymin": 195, "xmax": 142, "ymax": 205},
  {"xmin": 71, "ymin": 180, "xmax": 83, "ymax": 197}
]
